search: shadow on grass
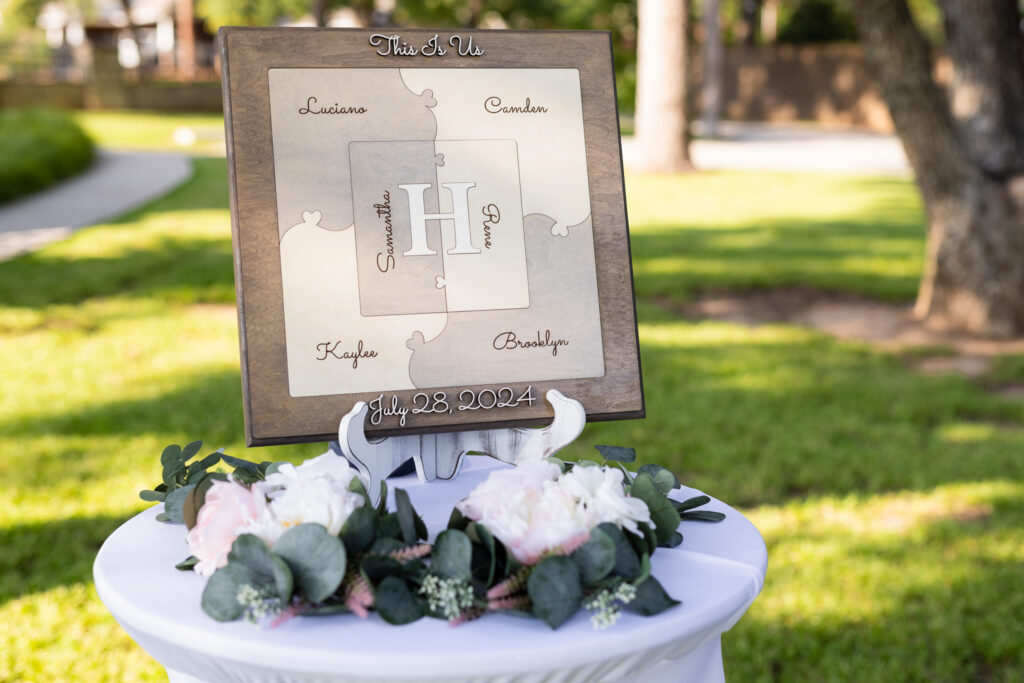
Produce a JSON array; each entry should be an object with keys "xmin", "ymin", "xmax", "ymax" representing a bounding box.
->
[
  {"xmin": 574, "ymin": 320, "xmax": 1024, "ymax": 507},
  {"xmin": 3, "ymin": 369, "xmax": 244, "ymax": 445},
  {"xmin": 629, "ymin": 218, "xmax": 923, "ymax": 303},
  {"xmin": 727, "ymin": 487, "xmax": 1024, "ymax": 681},
  {"xmin": 0, "ymin": 158, "xmax": 233, "ymax": 309},
  {"xmin": 0, "ymin": 512, "xmax": 134, "ymax": 604}
]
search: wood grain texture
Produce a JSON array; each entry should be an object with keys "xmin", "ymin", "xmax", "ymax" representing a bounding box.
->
[{"xmin": 220, "ymin": 27, "xmax": 644, "ymax": 446}]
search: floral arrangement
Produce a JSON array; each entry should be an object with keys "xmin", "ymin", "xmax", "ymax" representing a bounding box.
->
[{"xmin": 142, "ymin": 442, "xmax": 724, "ymax": 630}]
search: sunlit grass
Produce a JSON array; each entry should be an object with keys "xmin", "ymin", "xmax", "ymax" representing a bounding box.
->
[
  {"xmin": 72, "ymin": 110, "xmax": 226, "ymax": 156},
  {"xmin": 1, "ymin": 161, "xmax": 1021, "ymax": 680},
  {"xmin": 627, "ymin": 171, "xmax": 926, "ymax": 301}
]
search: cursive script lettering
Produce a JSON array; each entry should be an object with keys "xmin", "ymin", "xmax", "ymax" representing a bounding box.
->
[
  {"xmin": 369, "ymin": 394, "xmax": 409, "ymax": 426},
  {"xmin": 481, "ymin": 203, "xmax": 499, "ymax": 249},
  {"xmin": 369, "ymin": 33, "xmax": 418, "ymax": 56},
  {"xmin": 484, "ymin": 96, "xmax": 548, "ymax": 114},
  {"xmin": 374, "ymin": 191, "xmax": 394, "ymax": 272},
  {"xmin": 449, "ymin": 35, "xmax": 484, "ymax": 56},
  {"xmin": 369, "ymin": 33, "xmax": 484, "ymax": 58},
  {"xmin": 299, "ymin": 96, "xmax": 366, "ymax": 115},
  {"xmin": 421, "ymin": 34, "xmax": 447, "ymax": 56},
  {"xmin": 492, "ymin": 330, "xmax": 569, "ymax": 357},
  {"xmin": 315, "ymin": 340, "xmax": 378, "ymax": 368}
]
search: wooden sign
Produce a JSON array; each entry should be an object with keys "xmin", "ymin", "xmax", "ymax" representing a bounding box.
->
[{"xmin": 220, "ymin": 27, "xmax": 643, "ymax": 446}]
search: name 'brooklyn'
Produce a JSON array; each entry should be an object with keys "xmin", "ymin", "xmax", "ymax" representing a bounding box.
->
[{"xmin": 492, "ymin": 330, "xmax": 569, "ymax": 356}]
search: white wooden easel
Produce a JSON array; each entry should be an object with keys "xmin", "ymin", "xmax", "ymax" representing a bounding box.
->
[{"xmin": 336, "ymin": 390, "xmax": 586, "ymax": 506}]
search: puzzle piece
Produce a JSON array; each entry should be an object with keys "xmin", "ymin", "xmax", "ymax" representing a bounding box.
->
[
  {"xmin": 406, "ymin": 212, "xmax": 604, "ymax": 388},
  {"xmin": 268, "ymin": 68, "xmax": 437, "ymax": 241}
]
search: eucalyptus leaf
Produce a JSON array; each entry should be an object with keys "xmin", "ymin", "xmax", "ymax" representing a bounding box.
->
[
  {"xmin": 348, "ymin": 475, "xmax": 370, "ymax": 501},
  {"xmin": 638, "ymin": 464, "xmax": 681, "ymax": 492},
  {"xmin": 340, "ymin": 506, "xmax": 378, "ymax": 555},
  {"xmin": 182, "ymin": 440, "xmax": 203, "ymax": 462},
  {"xmin": 162, "ymin": 484, "xmax": 196, "ymax": 524},
  {"xmin": 626, "ymin": 576, "xmax": 679, "ymax": 616},
  {"xmin": 376, "ymin": 480, "xmax": 388, "ymax": 515},
  {"xmin": 468, "ymin": 523, "xmax": 498, "ymax": 585},
  {"xmin": 175, "ymin": 556, "xmax": 199, "ymax": 571},
  {"xmin": 263, "ymin": 461, "xmax": 286, "ymax": 476},
  {"xmin": 375, "ymin": 576, "xmax": 423, "ymax": 625},
  {"xmin": 630, "ymin": 473, "xmax": 682, "ymax": 546},
  {"xmin": 680, "ymin": 510, "xmax": 727, "ymax": 523},
  {"xmin": 368, "ymin": 537, "xmax": 406, "ymax": 556},
  {"xmin": 527, "ymin": 556, "xmax": 583, "ymax": 629},
  {"xmin": 227, "ymin": 535, "xmax": 293, "ymax": 602},
  {"xmin": 378, "ymin": 513, "xmax": 401, "ymax": 540},
  {"xmin": 597, "ymin": 523, "xmax": 642, "ymax": 581},
  {"xmin": 447, "ymin": 507, "xmax": 470, "ymax": 531},
  {"xmin": 230, "ymin": 468, "xmax": 263, "ymax": 485},
  {"xmin": 546, "ymin": 456, "xmax": 568, "ymax": 473},
  {"xmin": 201, "ymin": 564, "xmax": 246, "ymax": 621},
  {"xmin": 138, "ymin": 489, "xmax": 165, "ymax": 503},
  {"xmin": 160, "ymin": 444, "xmax": 184, "ymax": 486},
  {"xmin": 432, "ymin": 529, "xmax": 472, "ymax": 580},
  {"xmin": 413, "ymin": 508, "xmax": 428, "ymax": 541},
  {"xmin": 395, "ymin": 489, "xmax": 417, "ymax": 545},
  {"xmin": 594, "ymin": 445, "xmax": 636, "ymax": 463},
  {"xmin": 570, "ymin": 527, "xmax": 616, "ymax": 585},
  {"xmin": 361, "ymin": 555, "xmax": 404, "ymax": 583},
  {"xmin": 665, "ymin": 531, "xmax": 683, "ymax": 548},
  {"xmin": 221, "ymin": 454, "xmax": 259, "ymax": 471},
  {"xmin": 182, "ymin": 472, "xmax": 227, "ymax": 530},
  {"xmin": 675, "ymin": 495, "xmax": 712, "ymax": 512},
  {"xmin": 274, "ymin": 524, "xmax": 347, "ymax": 603},
  {"xmin": 304, "ymin": 604, "xmax": 350, "ymax": 617}
]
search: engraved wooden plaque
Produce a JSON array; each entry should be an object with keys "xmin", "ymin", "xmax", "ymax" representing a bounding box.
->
[{"xmin": 220, "ymin": 27, "xmax": 643, "ymax": 446}]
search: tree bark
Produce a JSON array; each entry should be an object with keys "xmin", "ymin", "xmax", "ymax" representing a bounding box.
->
[
  {"xmin": 850, "ymin": 0, "xmax": 1024, "ymax": 337},
  {"xmin": 634, "ymin": 0, "xmax": 693, "ymax": 173},
  {"xmin": 175, "ymin": 0, "xmax": 196, "ymax": 81},
  {"xmin": 701, "ymin": 0, "xmax": 723, "ymax": 138}
]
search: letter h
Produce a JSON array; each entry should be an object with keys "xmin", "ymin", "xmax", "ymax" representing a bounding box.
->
[{"xmin": 398, "ymin": 182, "xmax": 480, "ymax": 256}]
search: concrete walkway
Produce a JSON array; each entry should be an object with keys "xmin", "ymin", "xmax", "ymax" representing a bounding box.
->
[
  {"xmin": 0, "ymin": 150, "xmax": 192, "ymax": 261},
  {"xmin": 622, "ymin": 121, "xmax": 911, "ymax": 176}
]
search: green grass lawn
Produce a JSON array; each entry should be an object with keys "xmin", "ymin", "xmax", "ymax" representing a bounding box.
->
[
  {"xmin": 1, "ymin": 158, "xmax": 1022, "ymax": 681},
  {"xmin": 72, "ymin": 110, "xmax": 226, "ymax": 156}
]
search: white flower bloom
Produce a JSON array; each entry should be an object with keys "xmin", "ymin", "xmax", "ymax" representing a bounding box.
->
[
  {"xmin": 255, "ymin": 454, "xmax": 365, "ymax": 538},
  {"xmin": 558, "ymin": 466, "xmax": 652, "ymax": 535},
  {"xmin": 457, "ymin": 460, "xmax": 590, "ymax": 564}
]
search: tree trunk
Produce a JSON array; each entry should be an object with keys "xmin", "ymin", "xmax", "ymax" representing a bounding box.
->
[
  {"xmin": 634, "ymin": 0, "xmax": 693, "ymax": 173},
  {"xmin": 850, "ymin": 0, "xmax": 1024, "ymax": 337},
  {"xmin": 175, "ymin": 0, "xmax": 196, "ymax": 80},
  {"xmin": 701, "ymin": 0, "xmax": 723, "ymax": 138}
]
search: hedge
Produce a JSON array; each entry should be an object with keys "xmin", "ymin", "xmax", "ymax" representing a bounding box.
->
[{"xmin": 0, "ymin": 107, "xmax": 95, "ymax": 204}]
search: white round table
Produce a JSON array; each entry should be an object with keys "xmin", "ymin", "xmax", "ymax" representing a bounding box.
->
[{"xmin": 95, "ymin": 457, "xmax": 766, "ymax": 683}]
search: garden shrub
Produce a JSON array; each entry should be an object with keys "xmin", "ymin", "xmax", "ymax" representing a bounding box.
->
[{"xmin": 0, "ymin": 107, "xmax": 95, "ymax": 203}]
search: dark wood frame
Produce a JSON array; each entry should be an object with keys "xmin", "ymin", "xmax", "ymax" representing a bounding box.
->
[{"xmin": 220, "ymin": 27, "xmax": 643, "ymax": 446}]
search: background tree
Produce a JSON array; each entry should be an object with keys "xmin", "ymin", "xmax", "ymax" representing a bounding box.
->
[
  {"xmin": 850, "ymin": 0, "xmax": 1024, "ymax": 337},
  {"xmin": 633, "ymin": 0, "xmax": 693, "ymax": 173}
]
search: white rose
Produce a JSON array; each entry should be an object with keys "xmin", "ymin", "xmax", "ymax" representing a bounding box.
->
[
  {"xmin": 251, "ymin": 454, "xmax": 365, "ymax": 539},
  {"xmin": 559, "ymin": 466, "xmax": 652, "ymax": 535},
  {"xmin": 457, "ymin": 461, "xmax": 591, "ymax": 565}
]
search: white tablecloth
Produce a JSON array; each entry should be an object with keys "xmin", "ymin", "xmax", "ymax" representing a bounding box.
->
[{"xmin": 95, "ymin": 456, "xmax": 766, "ymax": 683}]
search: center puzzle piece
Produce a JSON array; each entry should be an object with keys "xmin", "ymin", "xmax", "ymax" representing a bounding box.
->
[{"xmin": 336, "ymin": 390, "xmax": 586, "ymax": 506}]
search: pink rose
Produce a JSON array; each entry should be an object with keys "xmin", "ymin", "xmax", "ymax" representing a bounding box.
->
[{"xmin": 186, "ymin": 480, "xmax": 267, "ymax": 577}]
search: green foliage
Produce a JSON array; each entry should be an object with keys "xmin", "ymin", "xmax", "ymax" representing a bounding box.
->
[
  {"xmin": 431, "ymin": 529, "xmax": 472, "ymax": 580},
  {"xmin": 0, "ymin": 108, "xmax": 94, "ymax": 203},
  {"xmin": 273, "ymin": 525, "xmax": 347, "ymax": 603},
  {"xmin": 196, "ymin": 0, "xmax": 309, "ymax": 31},
  {"xmin": 2, "ymin": 145, "xmax": 1022, "ymax": 678},
  {"xmin": 527, "ymin": 556, "xmax": 583, "ymax": 629},
  {"xmin": 777, "ymin": 0, "xmax": 858, "ymax": 44}
]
